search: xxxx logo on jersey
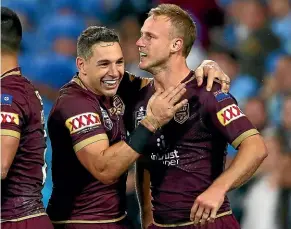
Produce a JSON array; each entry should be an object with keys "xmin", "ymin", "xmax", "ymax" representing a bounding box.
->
[
  {"xmin": 65, "ymin": 112, "xmax": 101, "ymax": 134},
  {"xmin": 0, "ymin": 112, "xmax": 19, "ymax": 125},
  {"xmin": 217, "ymin": 104, "xmax": 245, "ymax": 126}
]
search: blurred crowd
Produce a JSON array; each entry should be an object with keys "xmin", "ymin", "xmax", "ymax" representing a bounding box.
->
[{"xmin": 2, "ymin": 0, "xmax": 291, "ymax": 228}]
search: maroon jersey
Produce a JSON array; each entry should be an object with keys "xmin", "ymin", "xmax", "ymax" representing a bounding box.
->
[
  {"xmin": 47, "ymin": 76, "xmax": 128, "ymax": 223},
  {"xmin": 125, "ymin": 71, "xmax": 259, "ymax": 224},
  {"xmin": 1, "ymin": 68, "xmax": 47, "ymax": 221}
]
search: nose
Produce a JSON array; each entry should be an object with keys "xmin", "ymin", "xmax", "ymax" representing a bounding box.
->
[
  {"xmin": 136, "ymin": 37, "xmax": 144, "ymax": 47},
  {"xmin": 108, "ymin": 65, "xmax": 119, "ymax": 76}
]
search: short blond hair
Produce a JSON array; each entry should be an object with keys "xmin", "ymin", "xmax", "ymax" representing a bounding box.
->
[{"xmin": 148, "ymin": 4, "xmax": 197, "ymax": 57}]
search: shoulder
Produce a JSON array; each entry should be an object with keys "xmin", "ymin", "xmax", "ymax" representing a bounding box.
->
[
  {"xmin": 51, "ymin": 82, "xmax": 98, "ymax": 121},
  {"xmin": 1, "ymin": 75, "xmax": 34, "ymax": 106},
  {"xmin": 120, "ymin": 71, "xmax": 153, "ymax": 90},
  {"xmin": 196, "ymin": 81, "xmax": 237, "ymax": 109}
]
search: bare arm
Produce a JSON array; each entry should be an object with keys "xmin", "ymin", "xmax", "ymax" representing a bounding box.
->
[
  {"xmin": 212, "ymin": 134, "xmax": 267, "ymax": 191},
  {"xmin": 190, "ymin": 134, "xmax": 267, "ymax": 224},
  {"xmin": 76, "ymin": 137, "xmax": 140, "ymax": 184},
  {"xmin": 136, "ymin": 159, "xmax": 153, "ymax": 229},
  {"xmin": 1, "ymin": 135, "xmax": 19, "ymax": 179}
]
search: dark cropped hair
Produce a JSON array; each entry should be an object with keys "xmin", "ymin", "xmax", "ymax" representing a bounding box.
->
[
  {"xmin": 1, "ymin": 7, "xmax": 22, "ymax": 53},
  {"xmin": 77, "ymin": 26, "xmax": 120, "ymax": 60}
]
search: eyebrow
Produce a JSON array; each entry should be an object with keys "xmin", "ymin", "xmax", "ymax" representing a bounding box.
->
[
  {"xmin": 96, "ymin": 57, "xmax": 124, "ymax": 65},
  {"xmin": 141, "ymin": 31, "xmax": 158, "ymax": 38}
]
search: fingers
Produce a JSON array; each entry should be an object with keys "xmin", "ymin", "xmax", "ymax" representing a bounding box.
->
[
  {"xmin": 193, "ymin": 206, "xmax": 204, "ymax": 225},
  {"xmin": 194, "ymin": 67, "xmax": 204, "ymax": 86},
  {"xmin": 165, "ymin": 83, "xmax": 186, "ymax": 101},
  {"xmin": 190, "ymin": 198, "xmax": 217, "ymax": 226},
  {"xmin": 160, "ymin": 86, "xmax": 176, "ymax": 99},
  {"xmin": 168, "ymin": 87, "xmax": 187, "ymax": 105},
  {"xmin": 172, "ymin": 99, "xmax": 188, "ymax": 112},
  {"xmin": 206, "ymin": 68, "xmax": 216, "ymax": 91},
  {"xmin": 148, "ymin": 88, "xmax": 163, "ymax": 106},
  {"xmin": 220, "ymin": 77, "xmax": 230, "ymax": 93},
  {"xmin": 208, "ymin": 207, "xmax": 218, "ymax": 223},
  {"xmin": 200, "ymin": 210, "xmax": 210, "ymax": 226},
  {"xmin": 195, "ymin": 60, "xmax": 232, "ymax": 92},
  {"xmin": 190, "ymin": 202, "xmax": 199, "ymax": 221}
]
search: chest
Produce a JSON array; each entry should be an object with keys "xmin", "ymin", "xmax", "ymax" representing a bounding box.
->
[
  {"xmin": 131, "ymin": 94, "xmax": 211, "ymax": 153},
  {"xmin": 99, "ymin": 95, "xmax": 127, "ymax": 144}
]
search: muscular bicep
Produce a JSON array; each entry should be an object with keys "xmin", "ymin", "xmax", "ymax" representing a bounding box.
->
[
  {"xmin": 76, "ymin": 135, "xmax": 109, "ymax": 182},
  {"xmin": 75, "ymin": 135, "xmax": 137, "ymax": 184},
  {"xmin": 1, "ymin": 135, "xmax": 19, "ymax": 179}
]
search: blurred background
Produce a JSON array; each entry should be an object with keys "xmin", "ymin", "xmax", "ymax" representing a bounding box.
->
[{"xmin": 2, "ymin": 0, "xmax": 291, "ymax": 228}]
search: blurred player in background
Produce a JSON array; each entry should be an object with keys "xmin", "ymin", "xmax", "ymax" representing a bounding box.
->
[
  {"xmin": 1, "ymin": 6, "xmax": 53, "ymax": 229},
  {"xmin": 131, "ymin": 4, "xmax": 268, "ymax": 229}
]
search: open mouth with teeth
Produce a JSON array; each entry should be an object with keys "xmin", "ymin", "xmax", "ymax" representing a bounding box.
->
[
  {"xmin": 101, "ymin": 79, "xmax": 119, "ymax": 88},
  {"xmin": 139, "ymin": 52, "xmax": 147, "ymax": 58}
]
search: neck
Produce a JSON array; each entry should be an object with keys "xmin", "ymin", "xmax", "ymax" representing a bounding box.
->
[
  {"xmin": 1, "ymin": 53, "xmax": 18, "ymax": 75},
  {"xmin": 78, "ymin": 72, "xmax": 107, "ymax": 99},
  {"xmin": 153, "ymin": 55, "xmax": 191, "ymax": 90}
]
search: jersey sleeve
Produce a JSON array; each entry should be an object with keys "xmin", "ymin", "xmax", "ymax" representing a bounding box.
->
[
  {"xmin": 0, "ymin": 88, "xmax": 27, "ymax": 139},
  {"xmin": 204, "ymin": 90, "xmax": 259, "ymax": 149},
  {"xmin": 58, "ymin": 96, "xmax": 108, "ymax": 153},
  {"xmin": 118, "ymin": 71, "xmax": 152, "ymax": 105}
]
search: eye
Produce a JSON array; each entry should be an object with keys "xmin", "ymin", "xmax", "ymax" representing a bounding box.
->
[
  {"xmin": 117, "ymin": 60, "xmax": 124, "ymax": 65},
  {"xmin": 100, "ymin": 63, "xmax": 109, "ymax": 67},
  {"xmin": 146, "ymin": 34, "xmax": 153, "ymax": 39}
]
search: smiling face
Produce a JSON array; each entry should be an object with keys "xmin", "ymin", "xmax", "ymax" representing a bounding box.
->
[
  {"xmin": 136, "ymin": 15, "xmax": 173, "ymax": 74},
  {"xmin": 77, "ymin": 42, "xmax": 124, "ymax": 97},
  {"xmin": 76, "ymin": 26, "xmax": 125, "ymax": 97},
  {"xmin": 135, "ymin": 4, "xmax": 197, "ymax": 74}
]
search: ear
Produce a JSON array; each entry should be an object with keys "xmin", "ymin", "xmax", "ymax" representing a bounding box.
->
[
  {"xmin": 76, "ymin": 56, "xmax": 87, "ymax": 75},
  {"xmin": 170, "ymin": 38, "xmax": 183, "ymax": 54}
]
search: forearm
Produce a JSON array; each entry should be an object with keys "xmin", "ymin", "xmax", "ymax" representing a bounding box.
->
[
  {"xmin": 98, "ymin": 141, "xmax": 140, "ymax": 183},
  {"xmin": 1, "ymin": 136, "xmax": 19, "ymax": 179},
  {"xmin": 97, "ymin": 119, "xmax": 156, "ymax": 183},
  {"xmin": 211, "ymin": 135, "xmax": 267, "ymax": 193}
]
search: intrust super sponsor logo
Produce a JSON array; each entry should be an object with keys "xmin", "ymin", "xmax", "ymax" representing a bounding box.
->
[
  {"xmin": 65, "ymin": 112, "xmax": 101, "ymax": 134},
  {"xmin": 0, "ymin": 112, "xmax": 19, "ymax": 125},
  {"xmin": 217, "ymin": 104, "xmax": 244, "ymax": 126}
]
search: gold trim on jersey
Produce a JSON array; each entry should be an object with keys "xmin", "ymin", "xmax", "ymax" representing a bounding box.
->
[
  {"xmin": 1, "ymin": 212, "xmax": 47, "ymax": 223},
  {"xmin": 126, "ymin": 71, "xmax": 152, "ymax": 90},
  {"xmin": 152, "ymin": 210, "xmax": 233, "ymax": 227},
  {"xmin": 1, "ymin": 70, "xmax": 21, "ymax": 79},
  {"xmin": 231, "ymin": 129, "xmax": 259, "ymax": 149},
  {"xmin": 140, "ymin": 78, "xmax": 152, "ymax": 90},
  {"xmin": 74, "ymin": 134, "xmax": 108, "ymax": 152},
  {"xmin": 0, "ymin": 129, "xmax": 20, "ymax": 139},
  {"xmin": 72, "ymin": 77, "xmax": 87, "ymax": 90},
  {"xmin": 51, "ymin": 214, "xmax": 126, "ymax": 224}
]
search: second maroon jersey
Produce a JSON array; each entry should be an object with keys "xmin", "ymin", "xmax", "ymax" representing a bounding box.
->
[
  {"xmin": 124, "ymin": 71, "xmax": 259, "ymax": 224},
  {"xmin": 47, "ymin": 76, "xmax": 128, "ymax": 223},
  {"xmin": 1, "ymin": 68, "xmax": 47, "ymax": 221}
]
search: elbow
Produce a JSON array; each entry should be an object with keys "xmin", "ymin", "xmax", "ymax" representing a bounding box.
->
[
  {"xmin": 98, "ymin": 173, "xmax": 118, "ymax": 185},
  {"xmin": 256, "ymin": 136, "xmax": 268, "ymax": 162},
  {"xmin": 95, "ymin": 168, "xmax": 118, "ymax": 185},
  {"xmin": 260, "ymin": 138, "xmax": 268, "ymax": 158}
]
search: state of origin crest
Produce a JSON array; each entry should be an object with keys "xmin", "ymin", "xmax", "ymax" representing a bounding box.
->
[{"xmin": 174, "ymin": 103, "xmax": 189, "ymax": 124}]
